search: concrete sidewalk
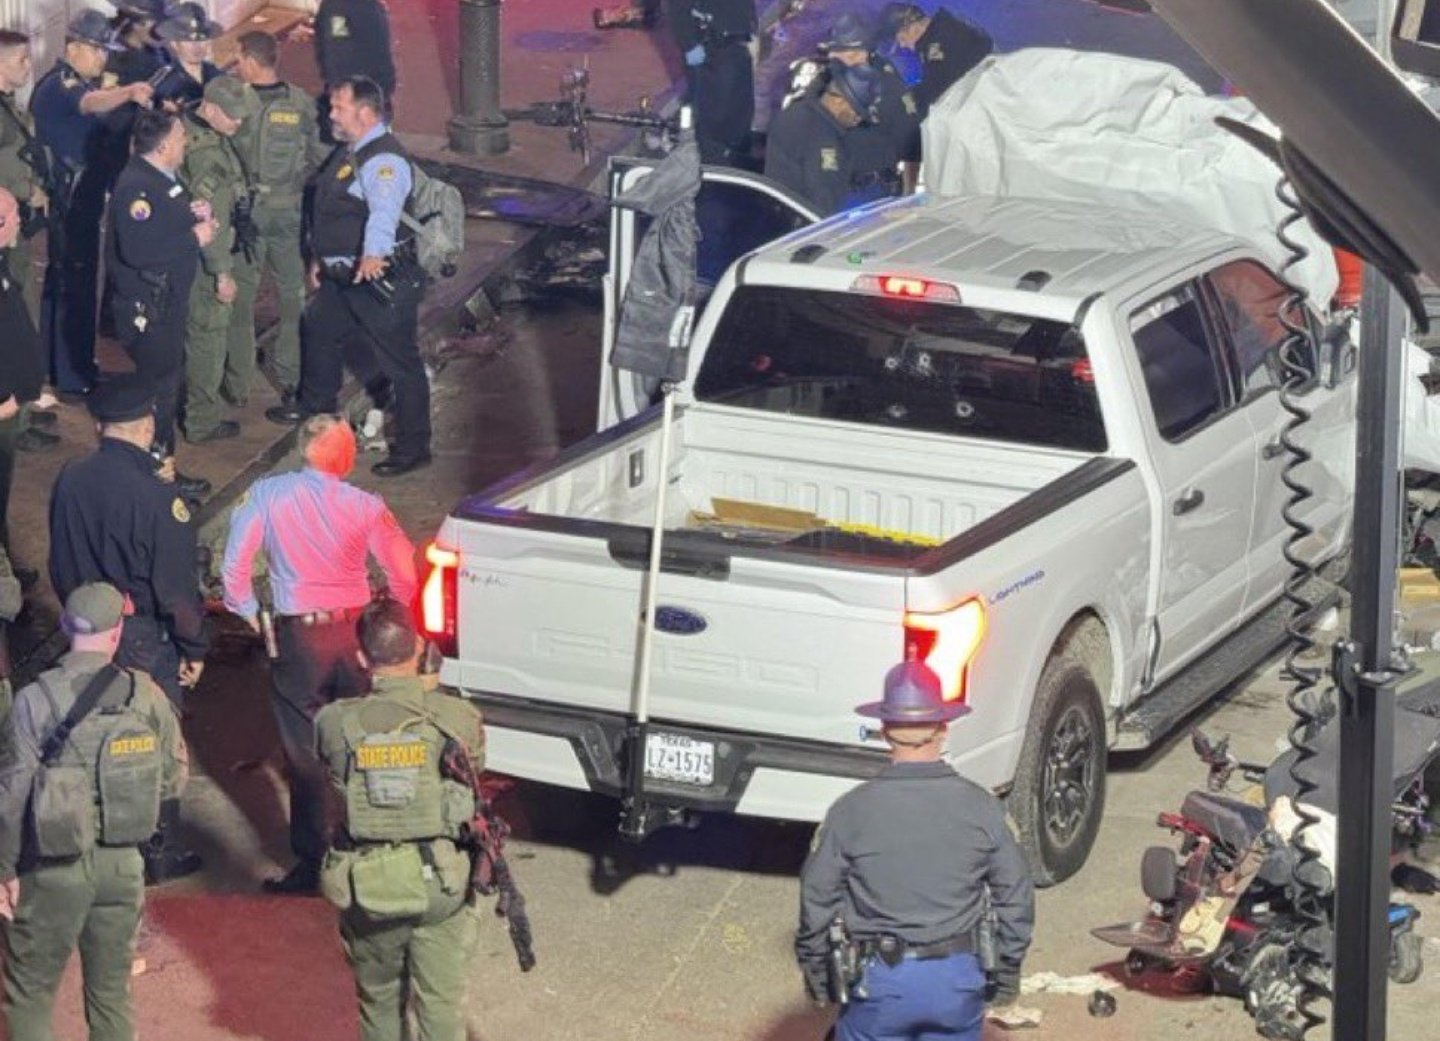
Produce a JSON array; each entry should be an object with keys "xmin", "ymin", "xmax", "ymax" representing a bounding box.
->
[{"xmin": 3, "ymin": 0, "xmax": 705, "ymax": 680}]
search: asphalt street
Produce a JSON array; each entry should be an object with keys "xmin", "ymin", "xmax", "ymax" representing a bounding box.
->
[{"xmin": 25, "ymin": 296, "xmax": 1422, "ymax": 1041}]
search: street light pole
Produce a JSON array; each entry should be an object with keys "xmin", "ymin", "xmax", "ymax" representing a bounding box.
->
[{"xmin": 448, "ymin": 0, "xmax": 511, "ymax": 156}]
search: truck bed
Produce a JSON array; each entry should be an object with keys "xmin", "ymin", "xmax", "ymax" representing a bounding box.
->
[{"xmin": 486, "ymin": 405, "xmax": 1089, "ymax": 551}]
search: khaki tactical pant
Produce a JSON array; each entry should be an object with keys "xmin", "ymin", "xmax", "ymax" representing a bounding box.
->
[
  {"xmin": 339, "ymin": 884, "xmax": 478, "ymax": 1041},
  {"xmin": 3, "ymin": 846, "xmax": 145, "ymax": 1041},
  {"xmin": 228, "ymin": 199, "xmax": 305, "ymax": 396},
  {"xmin": 182, "ymin": 272, "xmax": 237, "ymax": 440}
]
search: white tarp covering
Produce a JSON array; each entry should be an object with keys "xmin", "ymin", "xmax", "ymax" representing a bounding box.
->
[{"xmin": 922, "ymin": 49, "xmax": 1340, "ymax": 308}]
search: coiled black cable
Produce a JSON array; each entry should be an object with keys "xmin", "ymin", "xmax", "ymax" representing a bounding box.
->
[{"xmin": 1272, "ymin": 174, "xmax": 1335, "ymax": 1038}]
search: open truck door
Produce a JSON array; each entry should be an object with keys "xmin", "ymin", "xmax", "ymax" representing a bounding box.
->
[{"xmin": 598, "ymin": 158, "xmax": 819, "ymax": 429}]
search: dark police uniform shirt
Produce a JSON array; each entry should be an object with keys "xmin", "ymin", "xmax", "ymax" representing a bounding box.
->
[
  {"xmin": 315, "ymin": 0, "xmax": 396, "ymax": 94},
  {"xmin": 152, "ymin": 59, "xmax": 222, "ymax": 110},
  {"xmin": 665, "ymin": 0, "xmax": 757, "ymax": 50},
  {"xmin": 48, "ymin": 439, "xmax": 208, "ymax": 661},
  {"xmin": 101, "ymin": 43, "xmax": 170, "ymax": 179},
  {"xmin": 764, "ymin": 94, "xmax": 862, "ymax": 217},
  {"xmin": 802, "ymin": 57, "xmax": 919, "ymax": 196},
  {"xmin": 31, "ymin": 60, "xmax": 105, "ymax": 172},
  {"xmin": 869, "ymin": 56, "xmax": 922, "ymax": 164},
  {"xmin": 913, "ymin": 8, "xmax": 994, "ymax": 110},
  {"xmin": 106, "ymin": 154, "xmax": 200, "ymax": 333},
  {"xmin": 0, "ymin": 252, "xmax": 42, "ymax": 405},
  {"xmin": 796, "ymin": 760, "xmax": 1035, "ymax": 993}
]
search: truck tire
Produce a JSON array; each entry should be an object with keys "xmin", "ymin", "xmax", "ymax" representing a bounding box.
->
[{"xmin": 1008, "ymin": 649, "xmax": 1107, "ymax": 886}]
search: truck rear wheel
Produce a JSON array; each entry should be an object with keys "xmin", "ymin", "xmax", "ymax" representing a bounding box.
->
[{"xmin": 1008, "ymin": 650, "xmax": 1107, "ymax": 886}]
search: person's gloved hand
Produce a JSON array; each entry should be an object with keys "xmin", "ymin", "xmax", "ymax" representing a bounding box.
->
[
  {"xmin": 685, "ymin": 43, "xmax": 707, "ymax": 66},
  {"xmin": 987, "ymin": 962, "xmax": 1021, "ymax": 1006}
]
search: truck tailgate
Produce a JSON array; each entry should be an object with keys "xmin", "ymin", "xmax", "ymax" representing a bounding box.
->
[{"xmin": 444, "ymin": 518, "xmax": 906, "ymax": 747}]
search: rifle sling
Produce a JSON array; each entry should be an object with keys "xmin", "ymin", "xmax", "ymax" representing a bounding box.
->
[{"xmin": 37, "ymin": 664, "xmax": 130, "ymax": 766}]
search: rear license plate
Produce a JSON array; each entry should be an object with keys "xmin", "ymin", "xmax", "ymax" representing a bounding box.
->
[{"xmin": 643, "ymin": 732, "xmax": 715, "ymax": 786}]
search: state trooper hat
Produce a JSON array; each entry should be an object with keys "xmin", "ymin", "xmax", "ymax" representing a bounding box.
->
[
  {"xmin": 62, "ymin": 582, "xmax": 126, "ymax": 635},
  {"xmin": 826, "ymin": 59, "xmax": 881, "ymax": 118},
  {"xmin": 855, "ymin": 658, "xmax": 971, "ymax": 725},
  {"xmin": 822, "ymin": 13, "xmax": 875, "ymax": 53},
  {"xmin": 87, "ymin": 373, "xmax": 156, "ymax": 424},
  {"xmin": 878, "ymin": 2, "xmax": 927, "ymax": 41},
  {"xmin": 115, "ymin": 0, "xmax": 175, "ymax": 21},
  {"xmin": 66, "ymin": 10, "xmax": 124, "ymax": 51},
  {"xmin": 204, "ymin": 75, "xmax": 258, "ymax": 120},
  {"xmin": 156, "ymin": 1, "xmax": 222, "ymax": 42}
]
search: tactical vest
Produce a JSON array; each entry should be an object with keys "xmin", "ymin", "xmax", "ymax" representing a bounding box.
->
[
  {"xmin": 310, "ymin": 132, "xmax": 414, "ymax": 258},
  {"xmin": 340, "ymin": 711, "xmax": 473, "ymax": 844},
  {"xmin": 249, "ymin": 83, "xmax": 310, "ymax": 197},
  {"xmin": 29, "ymin": 670, "xmax": 162, "ymax": 858}
]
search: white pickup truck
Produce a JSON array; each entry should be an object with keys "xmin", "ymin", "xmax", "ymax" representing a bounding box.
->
[{"xmin": 423, "ymin": 161, "xmax": 1356, "ymax": 884}]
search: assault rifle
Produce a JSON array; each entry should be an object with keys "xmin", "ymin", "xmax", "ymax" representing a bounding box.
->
[
  {"xmin": 438, "ymin": 728, "xmax": 536, "ymax": 972},
  {"xmin": 505, "ymin": 64, "xmax": 678, "ymax": 166}
]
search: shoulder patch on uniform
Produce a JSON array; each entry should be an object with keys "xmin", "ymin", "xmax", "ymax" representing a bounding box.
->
[
  {"xmin": 375, "ymin": 164, "xmax": 396, "ymax": 181},
  {"xmin": 129, "ymin": 198, "xmax": 152, "ymax": 221},
  {"xmin": 269, "ymin": 110, "xmax": 301, "ymax": 125},
  {"xmin": 820, "ymin": 148, "xmax": 839, "ymax": 172},
  {"xmin": 336, "ymin": 162, "xmax": 353, "ymax": 180},
  {"xmin": 172, "ymin": 497, "xmax": 191, "ymax": 524}
]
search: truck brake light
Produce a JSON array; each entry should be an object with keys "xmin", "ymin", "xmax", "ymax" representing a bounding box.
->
[
  {"xmin": 419, "ymin": 542, "xmax": 459, "ymax": 658},
  {"xmin": 904, "ymin": 598, "xmax": 987, "ymax": 702},
  {"xmin": 852, "ymin": 274, "xmax": 962, "ymax": 303}
]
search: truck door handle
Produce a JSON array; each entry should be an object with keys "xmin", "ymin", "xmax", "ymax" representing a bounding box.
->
[
  {"xmin": 1172, "ymin": 489, "xmax": 1205, "ymax": 516},
  {"xmin": 1262, "ymin": 439, "xmax": 1286, "ymax": 460}
]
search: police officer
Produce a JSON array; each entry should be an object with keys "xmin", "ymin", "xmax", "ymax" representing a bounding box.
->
[
  {"xmin": 109, "ymin": 0, "xmax": 172, "ymax": 86},
  {"xmin": 765, "ymin": 61, "xmax": 880, "ymax": 217},
  {"xmin": 271, "ymin": 76, "xmax": 431, "ymax": 477},
  {"xmin": 32, "ymin": 11, "xmax": 154, "ymax": 400},
  {"xmin": 180, "ymin": 76, "xmax": 259, "ymax": 444},
  {"xmin": 222, "ymin": 414, "xmax": 417, "ymax": 893},
  {"xmin": 0, "ymin": 31, "xmax": 46, "ymax": 318},
  {"xmin": 878, "ymin": 3, "xmax": 993, "ymax": 111},
  {"xmin": 666, "ymin": 0, "xmax": 757, "ymax": 164},
  {"xmin": 797, "ymin": 658, "xmax": 1034, "ymax": 1040},
  {"xmin": 107, "ymin": 107, "xmax": 217, "ymax": 494},
  {"xmin": 823, "ymin": 14, "xmax": 921, "ymax": 194},
  {"xmin": 0, "ymin": 582, "xmax": 188, "ymax": 1041},
  {"xmin": 314, "ymin": 598, "xmax": 483, "ymax": 1041},
  {"xmin": 0, "ymin": 188, "xmax": 44, "ymax": 575},
  {"xmin": 152, "ymin": 2, "xmax": 224, "ymax": 110},
  {"xmin": 233, "ymin": 30, "xmax": 324, "ymax": 414},
  {"xmin": 314, "ymin": 0, "xmax": 397, "ymax": 100}
]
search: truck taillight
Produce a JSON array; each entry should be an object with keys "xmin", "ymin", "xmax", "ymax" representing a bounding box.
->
[
  {"xmin": 904, "ymin": 598, "xmax": 987, "ymax": 702},
  {"xmin": 419, "ymin": 542, "xmax": 459, "ymax": 657}
]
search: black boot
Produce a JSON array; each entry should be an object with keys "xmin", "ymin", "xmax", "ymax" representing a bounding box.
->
[{"xmin": 262, "ymin": 860, "xmax": 321, "ymax": 895}]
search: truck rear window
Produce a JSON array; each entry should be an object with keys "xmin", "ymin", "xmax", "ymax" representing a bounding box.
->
[{"xmin": 694, "ymin": 286, "xmax": 1106, "ymax": 452}]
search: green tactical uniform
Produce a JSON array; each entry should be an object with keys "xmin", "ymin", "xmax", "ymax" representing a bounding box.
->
[
  {"xmin": 229, "ymin": 81, "xmax": 323, "ymax": 399},
  {"xmin": 0, "ymin": 90, "xmax": 40, "ymax": 319},
  {"xmin": 179, "ymin": 102, "xmax": 252, "ymax": 440},
  {"xmin": 0, "ymin": 652, "xmax": 187, "ymax": 1041},
  {"xmin": 315, "ymin": 674, "xmax": 485, "ymax": 1041},
  {"xmin": 0, "ymin": 544, "xmax": 19, "ymax": 763}
]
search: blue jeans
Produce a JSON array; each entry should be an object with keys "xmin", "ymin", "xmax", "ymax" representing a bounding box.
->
[{"xmin": 837, "ymin": 952, "xmax": 986, "ymax": 1041}]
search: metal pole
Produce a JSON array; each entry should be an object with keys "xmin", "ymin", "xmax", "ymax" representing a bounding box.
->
[
  {"xmin": 448, "ymin": 0, "xmax": 510, "ymax": 156},
  {"xmin": 1333, "ymin": 269, "xmax": 1406, "ymax": 1041}
]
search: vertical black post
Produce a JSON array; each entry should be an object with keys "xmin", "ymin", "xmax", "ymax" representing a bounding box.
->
[
  {"xmin": 448, "ymin": 0, "xmax": 511, "ymax": 156},
  {"xmin": 1333, "ymin": 270, "xmax": 1404, "ymax": 1041}
]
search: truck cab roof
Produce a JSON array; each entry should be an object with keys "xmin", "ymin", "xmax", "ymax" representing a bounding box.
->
[{"xmin": 744, "ymin": 193, "xmax": 1253, "ymax": 313}]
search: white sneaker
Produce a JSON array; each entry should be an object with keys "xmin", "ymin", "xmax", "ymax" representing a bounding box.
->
[{"xmin": 361, "ymin": 408, "xmax": 384, "ymax": 440}]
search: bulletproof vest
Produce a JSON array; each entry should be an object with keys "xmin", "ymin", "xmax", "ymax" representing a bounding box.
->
[
  {"xmin": 249, "ymin": 83, "xmax": 309, "ymax": 194},
  {"xmin": 28, "ymin": 669, "xmax": 163, "ymax": 858},
  {"xmin": 340, "ymin": 709, "xmax": 472, "ymax": 844},
  {"xmin": 310, "ymin": 131, "xmax": 413, "ymax": 258}
]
